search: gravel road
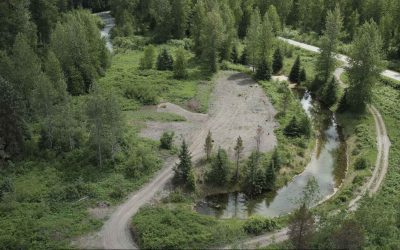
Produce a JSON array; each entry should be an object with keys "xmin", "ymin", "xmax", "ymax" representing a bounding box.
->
[{"xmin": 81, "ymin": 72, "xmax": 277, "ymax": 249}]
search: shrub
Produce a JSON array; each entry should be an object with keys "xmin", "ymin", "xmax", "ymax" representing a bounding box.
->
[
  {"xmin": 157, "ymin": 48, "xmax": 174, "ymax": 71},
  {"xmin": 125, "ymin": 85, "xmax": 158, "ymax": 105},
  {"xmin": 160, "ymin": 131, "xmax": 174, "ymax": 150},
  {"xmin": 243, "ymin": 216, "xmax": 277, "ymax": 235},
  {"xmin": 139, "ymin": 45, "xmax": 156, "ymax": 70},
  {"xmin": 354, "ymin": 157, "xmax": 369, "ymax": 170}
]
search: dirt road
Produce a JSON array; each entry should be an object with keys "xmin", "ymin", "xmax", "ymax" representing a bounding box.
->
[{"xmin": 81, "ymin": 72, "xmax": 277, "ymax": 249}]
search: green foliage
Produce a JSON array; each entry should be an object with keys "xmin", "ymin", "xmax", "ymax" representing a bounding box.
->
[
  {"xmin": 316, "ymin": 7, "xmax": 343, "ymax": 84},
  {"xmin": 173, "ymin": 48, "xmax": 188, "ymax": 79},
  {"xmin": 207, "ymin": 148, "xmax": 230, "ymax": 186},
  {"xmin": 160, "ymin": 131, "xmax": 174, "ymax": 150},
  {"xmin": 299, "ymin": 68, "xmax": 307, "ymax": 83},
  {"xmin": 173, "ymin": 140, "xmax": 195, "ymax": 190},
  {"xmin": 284, "ymin": 115, "xmax": 311, "ymax": 137},
  {"xmin": 204, "ymin": 130, "xmax": 213, "ymax": 161},
  {"xmin": 243, "ymin": 152, "xmax": 265, "ymax": 197},
  {"xmin": 231, "ymin": 45, "xmax": 239, "ymax": 64},
  {"xmin": 243, "ymin": 216, "xmax": 277, "ymax": 235},
  {"xmin": 139, "ymin": 45, "xmax": 156, "ymax": 70},
  {"xmin": 321, "ymin": 77, "xmax": 338, "ymax": 107},
  {"xmin": 124, "ymin": 84, "xmax": 159, "ymax": 105},
  {"xmin": 347, "ymin": 21, "xmax": 384, "ymax": 113},
  {"xmin": 289, "ymin": 56, "xmax": 301, "ymax": 83},
  {"xmin": 131, "ymin": 206, "xmax": 245, "ymax": 249},
  {"xmin": 255, "ymin": 58, "xmax": 272, "ymax": 81},
  {"xmin": 50, "ymin": 9, "xmax": 110, "ymax": 95},
  {"xmin": 354, "ymin": 157, "xmax": 369, "ymax": 170},
  {"xmin": 272, "ymin": 48, "xmax": 283, "ymax": 74},
  {"xmin": 264, "ymin": 161, "xmax": 276, "ymax": 191},
  {"xmin": 240, "ymin": 47, "xmax": 249, "ymax": 65},
  {"xmin": 157, "ymin": 48, "xmax": 174, "ymax": 71},
  {"xmin": 0, "ymin": 76, "xmax": 26, "ymax": 159}
]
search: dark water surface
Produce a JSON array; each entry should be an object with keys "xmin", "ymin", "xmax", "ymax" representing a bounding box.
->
[{"xmin": 195, "ymin": 91, "xmax": 347, "ymax": 218}]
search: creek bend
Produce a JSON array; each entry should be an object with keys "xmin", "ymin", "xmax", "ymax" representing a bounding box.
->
[{"xmin": 195, "ymin": 90, "xmax": 347, "ymax": 219}]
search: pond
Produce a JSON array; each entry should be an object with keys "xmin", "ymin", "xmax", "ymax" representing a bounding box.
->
[{"xmin": 195, "ymin": 90, "xmax": 347, "ymax": 219}]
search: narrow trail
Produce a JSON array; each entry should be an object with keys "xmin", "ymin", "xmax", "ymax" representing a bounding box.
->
[
  {"xmin": 83, "ymin": 72, "xmax": 277, "ymax": 249},
  {"xmin": 227, "ymin": 39, "xmax": 393, "ymax": 249}
]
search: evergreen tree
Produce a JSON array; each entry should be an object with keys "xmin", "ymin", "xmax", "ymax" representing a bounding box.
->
[
  {"xmin": 271, "ymin": 148, "xmax": 282, "ymax": 170},
  {"xmin": 234, "ymin": 136, "xmax": 244, "ymax": 181},
  {"xmin": 173, "ymin": 48, "xmax": 188, "ymax": 79},
  {"xmin": 246, "ymin": 9, "xmax": 261, "ymax": 71},
  {"xmin": 204, "ymin": 130, "xmax": 213, "ymax": 161},
  {"xmin": 170, "ymin": 0, "xmax": 190, "ymax": 39},
  {"xmin": 207, "ymin": 148, "xmax": 230, "ymax": 186},
  {"xmin": 347, "ymin": 21, "xmax": 383, "ymax": 112},
  {"xmin": 191, "ymin": 0, "xmax": 207, "ymax": 57},
  {"xmin": 11, "ymin": 33, "xmax": 42, "ymax": 106},
  {"xmin": 156, "ymin": 48, "xmax": 174, "ymax": 71},
  {"xmin": 258, "ymin": 12, "xmax": 274, "ymax": 63},
  {"xmin": 231, "ymin": 46, "xmax": 239, "ymax": 64},
  {"xmin": 288, "ymin": 203, "xmax": 315, "ymax": 249},
  {"xmin": 267, "ymin": 5, "xmax": 282, "ymax": 35},
  {"xmin": 272, "ymin": 48, "xmax": 283, "ymax": 74},
  {"xmin": 321, "ymin": 77, "xmax": 338, "ymax": 107},
  {"xmin": 316, "ymin": 7, "xmax": 343, "ymax": 85},
  {"xmin": 0, "ymin": 76, "xmax": 26, "ymax": 159},
  {"xmin": 284, "ymin": 116, "xmax": 300, "ymax": 137},
  {"xmin": 174, "ymin": 140, "xmax": 195, "ymax": 190},
  {"xmin": 255, "ymin": 58, "xmax": 271, "ymax": 81},
  {"xmin": 200, "ymin": 8, "xmax": 224, "ymax": 73},
  {"xmin": 264, "ymin": 161, "xmax": 276, "ymax": 191},
  {"xmin": 244, "ymin": 152, "xmax": 265, "ymax": 197},
  {"xmin": 240, "ymin": 47, "xmax": 249, "ymax": 65},
  {"xmin": 299, "ymin": 68, "xmax": 307, "ymax": 83},
  {"xmin": 289, "ymin": 56, "xmax": 301, "ymax": 83},
  {"xmin": 139, "ymin": 45, "xmax": 156, "ymax": 70}
]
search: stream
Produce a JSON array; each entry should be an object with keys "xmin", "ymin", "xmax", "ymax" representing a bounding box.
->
[
  {"xmin": 96, "ymin": 11, "xmax": 115, "ymax": 51},
  {"xmin": 195, "ymin": 91, "xmax": 347, "ymax": 219}
]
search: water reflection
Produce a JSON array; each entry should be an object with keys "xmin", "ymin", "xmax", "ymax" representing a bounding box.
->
[{"xmin": 195, "ymin": 91, "xmax": 347, "ymax": 218}]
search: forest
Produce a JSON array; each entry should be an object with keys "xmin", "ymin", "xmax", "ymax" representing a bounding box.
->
[{"xmin": 0, "ymin": 0, "xmax": 399, "ymax": 249}]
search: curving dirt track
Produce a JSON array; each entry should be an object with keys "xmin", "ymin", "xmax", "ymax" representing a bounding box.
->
[
  {"xmin": 229, "ymin": 39, "xmax": 393, "ymax": 249},
  {"xmin": 81, "ymin": 72, "xmax": 277, "ymax": 249}
]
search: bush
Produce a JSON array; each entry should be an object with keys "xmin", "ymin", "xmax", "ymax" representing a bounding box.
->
[
  {"xmin": 354, "ymin": 157, "xmax": 369, "ymax": 170},
  {"xmin": 160, "ymin": 131, "xmax": 174, "ymax": 150},
  {"xmin": 157, "ymin": 48, "xmax": 174, "ymax": 71},
  {"xmin": 125, "ymin": 85, "xmax": 158, "ymax": 105},
  {"xmin": 113, "ymin": 36, "xmax": 148, "ymax": 50},
  {"xmin": 243, "ymin": 216, "xmax": 277, "ymax": 235}
]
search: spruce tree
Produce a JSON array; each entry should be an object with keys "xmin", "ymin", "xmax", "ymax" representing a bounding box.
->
[
  {"xmin": 255, "ymin": 58, "xmax": 271, "ymax": 81},
  {"xmin": 234, "ymin": 136, "xmax": 244, "ymax": 181},
  {"xmin": 174, "ymin": 140, "xmax": 194, "ymax": 188},
  {"xmin": 207, "ymin": 148, "xmax": 230, "ymax": 186},
  {"xmin": 204, "ymin": 130, "xmax": 213, "ymax": 161},
  {"xmin": 322, "ymin": 77, "xmax": 338, "ymax": 107},
  {"xmin": 271, "ymin": 149, "xmax": 282, "ymax": 170},
  {"xmin": 289, "ymin": 56, "xmax": 301, "ymax": 83},
  {"xmin": 139, "ymin": 45, "xmax": 156, "ymax": 70},
  {"xmin": 231, "ymin": 46, "xmax": 239, "ymax": 64},
  {"xmin": 240, "ymin": 47, "xmax": 249, "ymax": 65},
  {"xmin": 284, "ymin": 116, "xmax": 300, "ymax": 137},
  {"xmin": 299, "ymin": 68, "xmax": 307, "ymax": 83},
  {"xmin": 156, "ymin": 48, "xmax": 174, "ymax": 71},
  {"xmin": 272, "ymin": 48, "xmax": 283, "ymax": 74},
  {"xmin": 173, "ymin": 48, "xmax": 188, "ymax": 79},
  {"xmin": 264, "ymin": 161, "xmax": 276, "ymax": 191}
]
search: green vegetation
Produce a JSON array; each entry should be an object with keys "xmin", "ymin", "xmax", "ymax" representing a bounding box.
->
[
  {"xmin": 131, "ymin": 205, "xmax": 245, "ymax": 249},
  {"xmin": 243, "ymin": 216, "xmax": 277, "ymax": 235},
  {"xmin": 160, "ymin": 132, "xmax": 175, "ymax": 150}
]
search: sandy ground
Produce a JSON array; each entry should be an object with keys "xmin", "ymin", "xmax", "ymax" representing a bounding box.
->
[{"xmin": 76, "ymin": 71, "xmax": 277, "ymax": 249}]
